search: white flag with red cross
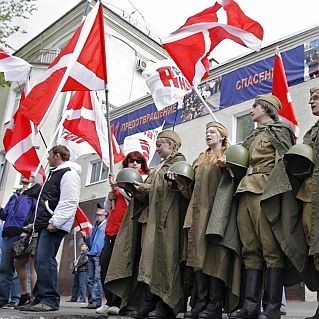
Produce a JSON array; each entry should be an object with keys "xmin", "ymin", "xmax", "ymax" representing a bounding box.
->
[
  {"xmin": 0, "ymin": 47, "xmax": 31, "ymax": 81},
  {"xmin": 162, "ymin": 0, "xmax": 263, "ymax": 86},
  {"xmin": 20, "ymin": 1, "xmax": 107, "ymax": 129}
]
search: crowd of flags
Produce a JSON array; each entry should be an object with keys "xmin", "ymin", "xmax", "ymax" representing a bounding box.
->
[{"xmin": 0, "ymin": 0, "xmax": 299, "ymax": 231}]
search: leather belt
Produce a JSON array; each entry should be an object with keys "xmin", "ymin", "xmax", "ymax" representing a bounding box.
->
[{"xmin": 246, "ymin": 166, "xmax": 274, "ymax": 175}]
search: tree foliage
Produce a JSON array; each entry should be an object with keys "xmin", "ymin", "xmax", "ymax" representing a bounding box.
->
[{"xmin": 0, "ymin": 0, "xmax": 37, "ymax": 50}]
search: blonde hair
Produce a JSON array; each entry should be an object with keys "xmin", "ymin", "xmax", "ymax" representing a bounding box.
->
[
  {"xmin": 196, "ymin": 125, "xmax": 228, "ymax": 166},
  {"xmin": 157, "ymin": 137, "xmax": 179, "ymax": 152}
]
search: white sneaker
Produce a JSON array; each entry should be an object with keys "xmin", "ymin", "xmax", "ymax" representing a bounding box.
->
[
  {"xmin": 95, "ymin": 304, "xmax": 110, "ymax": 314},
  {"xmin": 107, "ymin": 306, "xmax": 120, "ymax": 315}
]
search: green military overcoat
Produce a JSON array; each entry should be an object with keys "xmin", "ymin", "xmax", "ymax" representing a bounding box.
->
[
  {"xmin": 250, "ymin": 122, "xmax": 308, "ymax": 286},
  {"xmin": 137, "ymin": 152, "xmax": 189, "ymax": 315}
]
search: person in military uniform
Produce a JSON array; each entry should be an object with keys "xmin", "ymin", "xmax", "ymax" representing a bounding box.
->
[
  {"xmin": 229, "ymin": 94, "xmax": 307, "ymax": 319},
  {"xmin": 180, "ymin": 122, "xmax": 241, "ymax": 319},
  {"xmin": 296, "ymin": 87, "xmax": 319, "ymax": 319},
  {"xmin": 130, "ymin": 130, "xmax": 189, "ymax": 319}
]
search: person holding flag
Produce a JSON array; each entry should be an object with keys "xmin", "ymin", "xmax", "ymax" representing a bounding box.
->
[
  {"xmin": 97, "ymin": 151, "xmax": 150, "ymax": 315},
  {"xmin": 229, "ymin": 95, "xmax": 306, "ymax": 319}
]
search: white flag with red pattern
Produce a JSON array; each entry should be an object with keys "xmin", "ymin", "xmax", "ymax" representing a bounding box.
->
[
  {"xmin": 0, "ymin": 47, "xmax": 31, "ymax": 81},
  {"xmin": 162, "ymin": 0, "xmax": 263, "ymax": 85},
  {"xmin": 63, "ymin": 91, "xmax": 110, "ymax": 166},
  {"xmin": 3, "ymin": 80, "xmax": 46, "ymax": 181},
  {"xmin": 20, "ymin": 1, "xmax": 107, "ymax": 129},
  {"xmin": 73, "ymin": 207, "xmax": 92, "ymax": 236}
]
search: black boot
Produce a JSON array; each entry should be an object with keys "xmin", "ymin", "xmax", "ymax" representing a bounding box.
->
[
  {"xmin": 198, "ymin": 276, "xmax": 225, "ymax": 319},
  {"xmin": 131, "ymin": 285, "xmax": 158, "ymax": 319},
  {"xmin": 184, "ymin": 271, "xmax": 209, "ymax": 319},
  {"xmin": 258, "ymin": 268, "xmax": 284, "ymax": 319},
  {"xmin": 228, "ymin": 269, "xmax": 263, "ymax": 319},
  {"xmin": 148, "ymin": 300, "xmax": 176, "ymax": 319},
  {"xmin": 306, "ymin": 303, "xmax": 319, "ymax": 319}
]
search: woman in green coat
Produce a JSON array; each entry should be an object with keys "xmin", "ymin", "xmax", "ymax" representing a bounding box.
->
[
  {"xmin": 132, "ymin": 130, "xmax": 189, "ymax": 319},
  {"xmin": 182, "ymin": 121, "xmax": 240, "ymax": 319}
]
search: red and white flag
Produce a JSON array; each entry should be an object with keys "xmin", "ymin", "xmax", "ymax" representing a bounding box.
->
[
  {"xmin": 142, "ymin": 59, "xmax": 191, "ymax": 110},
  {"xmin": 272, "ymin": 47, "xmax": 299, "ymax": 137},
  {"xmin": 57, "ymin": 129, "xmax": 96, "ymax": 161},
  {"xmin": 20, "ymin": 1, "xmax": 107, "ymax": 128},
  {"xmin": 110, "ymin": 126, "xmax": 125, "ymax": 164},
  {"xmin": 3, "ymin": 80, "xmax": 46, "ymax": 181},
  {"xmin": 73, "ymin": 207, "xmax": 92, "ymax": 236},
  {"xmin": 63, "ymin": 91, "xmax": 110, "ymax": 166},
  {"xmin": 0, "ymin": 47, "xmax": 31, "ymax": 81},
  {"xmin": 162, "ymin": 0, "xmax": 263, "ymax": 85},
  {"xmin": 123, "ymin": 123, "xmax": 164, "ymax": 166}
]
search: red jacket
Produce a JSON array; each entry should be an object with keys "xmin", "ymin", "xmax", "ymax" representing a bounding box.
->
[{"xmin": 105, "ymin": 187, "xmax": 129, "ymax": 237}]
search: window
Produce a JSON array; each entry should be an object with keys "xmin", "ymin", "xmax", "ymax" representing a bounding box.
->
[
  {"xmin": 0, "ymin": 154, "xmax": 7, "ymax": 188},
  {"xmin": 4, "ymin": 87, "xmax": 22, "ymax": 124},
  {"xmin": 235, "ymin": 113, "xmax": 255, "ymax": 143},
  {"xmin": 89, "ymin": 159, "xmax": 108, "ymax": 184}
]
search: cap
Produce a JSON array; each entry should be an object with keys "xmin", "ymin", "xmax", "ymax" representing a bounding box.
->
[
  {"xmin": 310, "ymin": 87, "xmax": 319, "ymax": 97},
  {"xmin": 157, "ymin": 130, "xmax": 182, "ymax": 148},
  {"xmin": 97, "ymin": 202, "xmax": 104, "ymax": 209},
  {"xmin": 255, "ymin": 94, "xmax": 282, "ymax": 111}
]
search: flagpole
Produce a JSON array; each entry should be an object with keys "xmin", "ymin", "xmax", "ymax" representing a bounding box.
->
[
  {"xmin": 74, "ymin": 229, "xmax": 77, "ymax": 261},
  {"xmin": 192, "ymin": 86, "xmax": 219, "ymax": 122},
  {"xmin": 33, "ymin": 111, "xmax": 69, "ymax": 178}
]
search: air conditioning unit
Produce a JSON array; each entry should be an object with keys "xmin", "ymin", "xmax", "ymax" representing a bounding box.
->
[{"xmin": 136, "ymin": 58, "xmax": 148, "ymax": 71}]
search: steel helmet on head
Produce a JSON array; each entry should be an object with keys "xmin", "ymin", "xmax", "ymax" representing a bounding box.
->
[
  {"xmin": 167, "ymin": 161, "xmax": 194, "ymax": 182},
  {"xmin": 116, "ymin": 168, "xmax": 143, "ymax": 189},
  {"xmin": 284, "ymin": 144, "xmax": 314, "ymax": 176},
  {"xmin": 224, "ymin": 145, "xmax": 249, "ymax": 169}
]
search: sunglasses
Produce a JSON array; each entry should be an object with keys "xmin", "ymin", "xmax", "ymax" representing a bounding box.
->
[{"xmin": 128, "ymin": 158, "xmax": 143, "ymax": 164}]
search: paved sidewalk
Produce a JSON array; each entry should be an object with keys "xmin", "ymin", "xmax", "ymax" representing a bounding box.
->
[{"xmin": 0, "ymin": 297, "xmax": 316, "ymax": 318}]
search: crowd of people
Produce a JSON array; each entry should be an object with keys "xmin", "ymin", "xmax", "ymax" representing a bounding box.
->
[{"xmin": 0, "ymin": 88, "xmax": 319, "ymax": 319}]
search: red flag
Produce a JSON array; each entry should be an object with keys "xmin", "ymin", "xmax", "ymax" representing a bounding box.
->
[
  {"xmin": 20, "ymin": 2, "xmax": 107, "ymax": 128},
  {"xmin": 162, "ymin": 0, "xmax": 263, "ymax": 85},
  {"xmin": 73, "ymin": 207, "xmax": 92, "ymax": 236},
  {"xmin": 0, "ymin": 47, "xmax": 31, "ymax": 81},
  {"xmin": 63, "ymin": 91, "xmax": 111, "ymax": 166},
  {"xmin": 3, "ymin": 80, "xmax": 46, "ymax": 181},
  {"xmin": 272, "ymin": 47, "xmax": 299, "ymax": 137}
]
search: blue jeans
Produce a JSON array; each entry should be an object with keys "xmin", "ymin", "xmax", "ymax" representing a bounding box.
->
[
  {"xmin": 0, "ymin": 236, "xmax": 20, "ymax": 304},
  {"xmin": 71, "ymin": 271, "xmax": 87, "ymax": 301},
  {"xmin": 33, "ymin": 228, "xmax": 66, "ymax": 309},
  {"xmin": 87, "ymin": 256, "xmax": 102, "ymax": 306}
]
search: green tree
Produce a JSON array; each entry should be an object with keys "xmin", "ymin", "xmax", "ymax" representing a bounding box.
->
[{"xmin": 0, "ymin": 0, "xmax": 37, "ymax": 49}]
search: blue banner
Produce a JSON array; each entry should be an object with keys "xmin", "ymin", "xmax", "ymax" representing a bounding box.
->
[{"xmin": 220, "ymin": 45, "xmax": 305, "ymax": 108}]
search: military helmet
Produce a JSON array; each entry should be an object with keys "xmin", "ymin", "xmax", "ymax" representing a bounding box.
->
[
  {"xmin": 116, "ymin": 168, "xmax": 143, "ymax": 189},
  {"xmin": 284, "ymin": 144, "xmax": 314, "ymax": 176},
  {"xmin": 224, "ymin": 145, "xmax": 249, "ymax": 168},
  {"xmin": 168, "ymin": 161, "xmax": 194, "ymax": 182}
]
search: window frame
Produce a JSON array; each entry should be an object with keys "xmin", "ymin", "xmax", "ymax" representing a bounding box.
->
[{"xmin": 86, "ymin": 159, "xmax": 108, "ymax": 185}]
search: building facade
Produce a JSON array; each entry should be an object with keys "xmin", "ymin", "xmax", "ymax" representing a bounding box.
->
[{"xmin": 0, "ymin": 0, "xmax": 318, "ymax": 298}]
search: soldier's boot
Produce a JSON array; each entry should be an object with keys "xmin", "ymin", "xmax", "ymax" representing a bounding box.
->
[
  {"xmin": 258, "ymin": 268, "xmax": 284, "ymax": 319},
  {"xmin": 131, "ymin": 285, "xmax": 158, "ymax": 319},
  {"xmin": 184, "ymin": 271, "xmax": 209, "ymax": 319},
  {"xmin": 306, "ymin": 304, "xmax": 319, "ymax": 319},
  {"xmin": 228, "ymin": 269, "xmax": 263, "ymax": 319},
  {"xmin": 198, "ymin": 276, "xmax": 225, "ymax": 319},
  {"xmin": 148, "ymin": 300, "xmax": 176, "ymax": 319}
]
